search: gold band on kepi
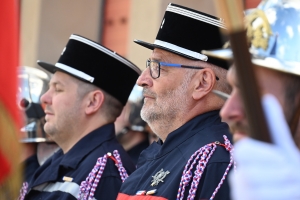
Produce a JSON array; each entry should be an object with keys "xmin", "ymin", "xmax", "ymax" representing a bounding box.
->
[
  {"xmin": 134, "ymin": 3, "xmax": 230, "ymax": 70},
  {"xmin": 38, "ymin": 34, "xmax": 141, "ymax": 106}
]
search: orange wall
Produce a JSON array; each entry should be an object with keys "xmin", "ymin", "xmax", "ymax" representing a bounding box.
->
[{"xmin": 245, "ymin": 0, "xmax": 261, "ymax": 8}]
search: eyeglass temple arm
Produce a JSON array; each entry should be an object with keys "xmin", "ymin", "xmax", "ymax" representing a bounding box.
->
[{"xmin": 160, "ymin": 62, "xmax": 219, "ymax": 80}]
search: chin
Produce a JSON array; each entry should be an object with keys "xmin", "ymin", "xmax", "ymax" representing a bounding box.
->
[
  {"xmin": 233, "ymin": 132, "xmax": 248, "ymax": 143},
  {"xmin": 44, "ymin": 126, "xmax": 55, "ymax": 137}
]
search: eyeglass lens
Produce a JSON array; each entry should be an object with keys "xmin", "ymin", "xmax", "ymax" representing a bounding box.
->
[{"xmin": 146, "ymin": 60, "xmax": 160, "ymax": 79}]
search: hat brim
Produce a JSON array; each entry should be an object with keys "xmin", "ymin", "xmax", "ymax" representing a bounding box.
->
[
  {"xmin": 134, "ymin": 39, "xmax": 198, "ymax": 61},
  {"xmin": 134, "ymin": 39, "xmax": 231, "ymax": 69},
  {"xmin": 203, "ymin": 49, "xmax": 300, "ymax": 77},
  {"xmin": 37, "ymin": 61, "xmax": 57, "ymax": 74},
  {"xmin": 37, "ymin": 61, "xmax": 89, "ymax": 83}
]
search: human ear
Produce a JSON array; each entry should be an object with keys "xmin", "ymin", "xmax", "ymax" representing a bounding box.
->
[
  {"xmin": 85, "ymin": 90, "xmax": 104, "ymax": 115},
  {"xmin": 192, "ymin": 69, "xmax": 215, "ymax": 100}
]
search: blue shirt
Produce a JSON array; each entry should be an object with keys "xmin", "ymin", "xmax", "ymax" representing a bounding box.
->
[
  {"xmin": 117, "ymin": 111, "xmax": 232, "ymax": 200},
  {"xmin": 25, "ymin": 123, "xmax": 136, "ymax": 200}
]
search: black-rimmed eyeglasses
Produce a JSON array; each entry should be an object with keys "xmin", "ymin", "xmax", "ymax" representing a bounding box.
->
[{"xmin": 146, "ymin": 59, "xmax": 219, "ymax": 80}]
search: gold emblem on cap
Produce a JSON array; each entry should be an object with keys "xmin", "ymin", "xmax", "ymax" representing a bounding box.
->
[
  {"xmin": 246, "ymin": 9, "xmax": 273, "ymax": 50},
  {"xmin": 150, "ymin": 168, "xmax": 170, "ymax": 186}
]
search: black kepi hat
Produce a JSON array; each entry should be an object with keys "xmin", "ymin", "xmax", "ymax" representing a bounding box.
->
[
  {"xmin": 134, "ymin": 3, "xmax": 229, "ymax": 69},
  {"xmin": 38, "ymin": 34, "xmax": 141, "ymax": 106}
]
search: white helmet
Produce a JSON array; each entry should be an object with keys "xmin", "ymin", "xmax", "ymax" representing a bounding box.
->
[{"xmin": 203, "ymin": 0, "xmax": 300, "ymax": 76}]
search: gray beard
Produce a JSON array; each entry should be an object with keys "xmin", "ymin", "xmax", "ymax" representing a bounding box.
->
[{"xmin": 140, "ymin": 78, "xmax": 190, "ymax": 136}]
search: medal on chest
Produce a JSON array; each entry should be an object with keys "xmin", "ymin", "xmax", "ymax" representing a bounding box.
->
[{"xmin": 150, "ymin": 168, "xmax": 170, "ymax": 186}]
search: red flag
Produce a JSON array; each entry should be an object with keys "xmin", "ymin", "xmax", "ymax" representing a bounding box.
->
[{"xmin": 0, "ymin": 0, "xmax": 22, "ymax": 197}]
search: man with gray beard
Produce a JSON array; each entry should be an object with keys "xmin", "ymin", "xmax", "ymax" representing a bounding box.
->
[{"xmin": 117, "ymin": 4, "xmax": 233, "ymax": 200}]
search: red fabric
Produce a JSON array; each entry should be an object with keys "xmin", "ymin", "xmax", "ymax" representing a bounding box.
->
[
  {"xmin": 117, "ymin": 193, "xmax": 167, "ymax": 200},
  {"xmin": 244, "ymin": 0, "xmax": 260, "ymax": 9},
  {"xmin": 0, "ymin": 151, "xmax": 10, "ymax": 183},
  {"xmin": 0, "ymin": 0, "xmax": 19, "ymax": 183}
]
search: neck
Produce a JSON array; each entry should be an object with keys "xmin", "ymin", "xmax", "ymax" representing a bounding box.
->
[
  {"xmin": 57, "ymin": 116, "xmax": 111, "ymax": 154},
  {"xmin": 147, "ymin": 116, "xmax": 184, "ymax": 142},
  {"xmin": 148, "ymin": 99, "xmax": 220, "ymax": 142},
  {"xmin": 148, "ymin": 105, "xmax": 201, "ymax": 142}
]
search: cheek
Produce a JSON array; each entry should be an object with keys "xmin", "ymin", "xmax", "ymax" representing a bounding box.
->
[
  {"xmin": 256, "ymin": 69, "xmax": 283, "ymax": 98},
  {"xmin": 157, "ymin": 80, "xmax": 179, "ymax": 96},
  {"xmin": 220, "ymin": 100, "xmax": 231, "ymax": 121},
  {"xmin": 259, "ymin": 80, "xmax": 285, "ymax": 106},
  {"xmin": 220, "ymin": 92, "xmax": 243, "ymax": 121},
  {"xmin": 260, "ymin": 81, "xmax": 276, "ymax": 94},
  {"xmin": 52, "ymin": 95, "xmax": 73, "ymax": 111}
]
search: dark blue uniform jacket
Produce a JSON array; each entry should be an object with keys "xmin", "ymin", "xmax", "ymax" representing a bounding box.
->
[
  {"xmin": 23, "ymin": 155, "xmax": 40, "ymax": 183},
  {"xmin": 24, "ymin": 123, "xmax": 136, "ymax": 200},
  {"xmin": 117, "ymin": 111, "xmax": 232, "ymax": 200}
]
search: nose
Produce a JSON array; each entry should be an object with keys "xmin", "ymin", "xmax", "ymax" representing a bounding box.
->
[
  {"xmin": 220, "ymin": 91, "xmax": 245, "ymax": 124},
  {"xmin": 40, "ymin": 89, "xmax": 52, "ymax": 106},
  {"xmin": 136, "ymin": 68, "xmax": 153, "ymax": 88}
]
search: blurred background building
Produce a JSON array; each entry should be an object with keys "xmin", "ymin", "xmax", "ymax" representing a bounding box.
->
[{"xmin": 20, "ymin": 0, "xmax": 260, "ymax": 71}]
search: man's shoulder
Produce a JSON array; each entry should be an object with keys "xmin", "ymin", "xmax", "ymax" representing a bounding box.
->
[
  {"xmin": 81, "ymin": 138, "xmax": 136, "ymax": 174},
  {"xmin": 175, "ymin": 121, "xmax": 232, "ymax": 162}
]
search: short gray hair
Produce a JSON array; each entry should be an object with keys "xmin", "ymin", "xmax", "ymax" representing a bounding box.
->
[
  {"xmin": 206, "ymin": 62, "xmax": 231, "ymax": 94},
  {"xmin": 101, "ymin": 90, "xmax": 123, "ymax": 121},
  {"xmin": 191, "ymin": 61, "xmax": 230, "ymax": 94}
]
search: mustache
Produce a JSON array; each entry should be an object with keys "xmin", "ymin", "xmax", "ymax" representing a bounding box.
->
[
  {"xmin": 143, "ymin": 88, "xmax": 157, "ymax": 98},
  {"xmin": 44, "ymin": 105, "xmax": 54, "ymax": 114},
  {"xmin": 228, "ymin": 122, "xmax": 249, "ymax": 135}
]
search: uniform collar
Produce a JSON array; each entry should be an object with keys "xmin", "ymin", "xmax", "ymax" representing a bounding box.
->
[
  {"xmin": 29, "ymin": 123, "xmax": 116, "ymax": 188},
  {"xmin": 60, "ymin": 123, "xmax": 115, "ymax": 169},
  {"xmin": 154, "ymin": 110, "xmax": 222, "ymax": 158}
]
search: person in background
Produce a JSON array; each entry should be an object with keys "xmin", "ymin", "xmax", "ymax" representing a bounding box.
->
[
  {"xmin": 117, "ymin": 3, "xmax": 233, "ymax": 200},
  {"xmin": 115, "ymin": 85, "xmax": 150, "ymax": 165},
  {"xmin": 20, "ymin": 34, "xmax": 140, "ymax": 200},
  {"xmin": 205, "ymin": 0, "xmax": 300, "ymax": 199}
]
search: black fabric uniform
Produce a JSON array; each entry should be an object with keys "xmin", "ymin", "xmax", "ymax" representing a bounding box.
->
[
  {"xmin": 118, "ymin": 111, "xmax": 232, "ymax": 200},
  {"xmin": 25, "ymin": 123, "xmax": 136, "ymax": 200}
]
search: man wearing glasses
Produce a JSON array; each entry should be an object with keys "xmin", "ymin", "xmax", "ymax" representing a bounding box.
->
[{"xmin": 117, "ymin": 3, "xmax": 232, "ymax": 200}]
